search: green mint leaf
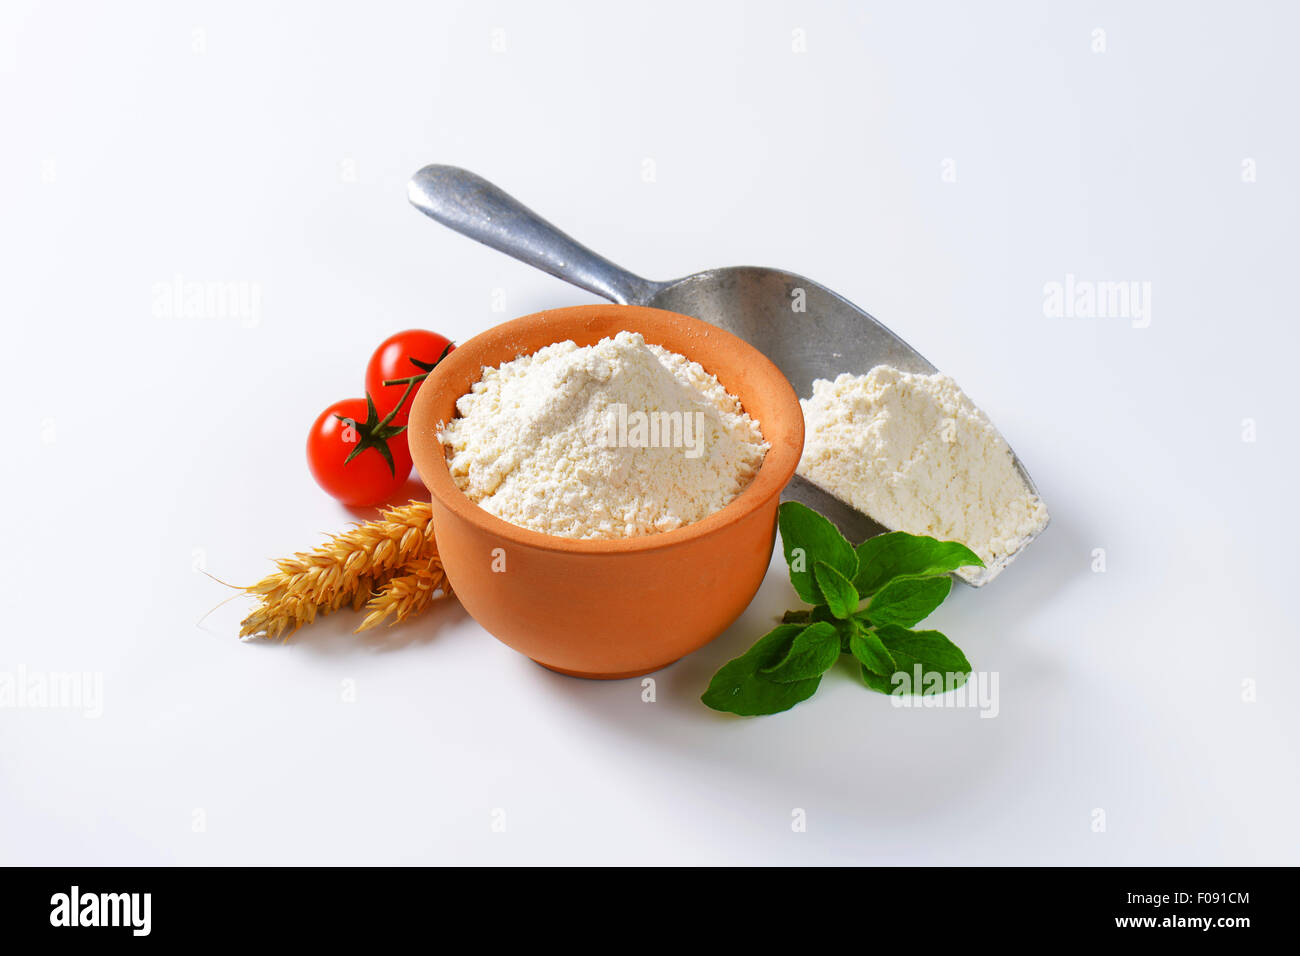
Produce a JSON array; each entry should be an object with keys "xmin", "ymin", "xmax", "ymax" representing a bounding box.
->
[
  {"xmin": 778, "ymin": 501, "xmax": 858, "ymax": 605},
  {"xmin": 871, "ymin": 624, "xmax": 972, "ymax": 696},
  {"xmin": 848, "ymin": 624, "xmax": 896, "ymax": 676},
  {"xmin": 860, "ymin": 576, "xmax": 952, "ymax": 628},
  {"xmin": 701, "ymin": 624, "xmax": 823, "ymax": 716},
  {"xmin": 760, "ymin": 622, "xmax": 840, "ymax": 683},
  {"xmin": 859, "ymin": 665, "xmax": 897, "ymax": 694},
  {"xmin": 813, "ymin": 561, "xmax": 859, "ymax": 619},
  {"xmin": 852, "ymin": 532, "xmax": 984, "ymax": 596}
]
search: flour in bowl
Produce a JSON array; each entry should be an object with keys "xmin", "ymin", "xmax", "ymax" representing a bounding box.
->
[{"xmin": 438, "ymin": 331, "xmax": 768, "ymax": 539}]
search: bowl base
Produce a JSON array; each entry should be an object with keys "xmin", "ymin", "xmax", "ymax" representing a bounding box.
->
[{"xmin": 534, "ymin": 659, "xmax": 679, "ymax": 681}]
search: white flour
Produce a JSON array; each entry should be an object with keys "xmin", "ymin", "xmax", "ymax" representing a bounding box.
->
[
  {"xmin": 797, "ymin": 366, "xmax": 1048, "ymax": 582},
  {"xmin": 439, "ymin": 331, "xmax": 767, "ymax": 539}
]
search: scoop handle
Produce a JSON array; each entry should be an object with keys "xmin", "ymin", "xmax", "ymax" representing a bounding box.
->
[{"xmin": 407, "ymin": 165, "xmax": 660, "ymax": 306}]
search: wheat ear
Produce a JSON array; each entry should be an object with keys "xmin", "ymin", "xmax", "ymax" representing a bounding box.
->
[
  {"xmin": 239, "ymin": 500, "xmax": 437, "ymax": 641},
  {"xmin": 356, "ymin": 552, "xmax": 452, "ymax": 632}
]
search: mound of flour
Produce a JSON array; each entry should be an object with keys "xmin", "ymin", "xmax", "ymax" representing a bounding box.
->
[
  {"xmin": 797, "ymin": 366, "xmax": 1048, "ymax": 581},
  {"xmin": 439, "ymin": 331, "xmax": 767, "ymax": 539}
]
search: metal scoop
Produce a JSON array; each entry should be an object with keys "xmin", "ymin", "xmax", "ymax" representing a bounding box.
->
[{"xmin": 407, "ymin": 165, "xmax": 1045, "ymax": 584}]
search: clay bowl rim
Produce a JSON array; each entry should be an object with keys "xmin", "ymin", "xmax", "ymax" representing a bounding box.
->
[{"xmin": 407, "ymin": 304, "xmax": 804, "ymax": 556}]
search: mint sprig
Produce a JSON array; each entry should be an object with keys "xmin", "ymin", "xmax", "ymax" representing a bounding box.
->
[
  {"xmin": 852, "ymin": 532, "xmax": 981, "ymax": 596},
  {"xmin": 860, "ymin": 576, "xmax": 952, "ymax": 628},
  {"xmin": 778, "ymin": 502, "xmax": 857, "ymax": 604},
  {"xmin": 858, "ymin": 626, "xmax": 971, "ymax": 695},
  {"xmin": 701, "ymin": 501, "xmax": 985, "ymax": 717},
  {"xmin": 699, "ymin": 624, "xmax": 823, "ymax": 716},
  {"xmin": 760, "ymin": 621, "xmax": 840, "ymax": 683}
]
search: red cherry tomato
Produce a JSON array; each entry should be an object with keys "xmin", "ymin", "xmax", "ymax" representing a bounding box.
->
[
  {"xmin": 365, "ymin": 329, "xmax": 455, "ymax": 426},
  {"xmin": 306, "ymin": 398, "xmax": 413, "ymax": 507}
]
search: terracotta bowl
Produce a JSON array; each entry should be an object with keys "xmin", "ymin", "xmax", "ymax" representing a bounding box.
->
[{"xmin": 407, "ymin": 304, "xmax": 803, "ymax": 679}]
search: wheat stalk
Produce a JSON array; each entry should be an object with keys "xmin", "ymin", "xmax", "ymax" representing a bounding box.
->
[
  {"xmin": 356, "ymin": 552, "xmax": 451, "ymax": 632},
  {"xmin": 239, "ymin": 500, "xmax": 447, "ymax": 640}
]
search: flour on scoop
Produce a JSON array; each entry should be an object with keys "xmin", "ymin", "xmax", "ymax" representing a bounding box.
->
[{"xmin": 797, "ymin": 367, "xmax": 1048, "ymax": 582}]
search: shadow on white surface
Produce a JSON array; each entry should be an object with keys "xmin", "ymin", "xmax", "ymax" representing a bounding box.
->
[{"xmin": 497, "ymin": 541, "xmax": 1077, "ymax": 850}]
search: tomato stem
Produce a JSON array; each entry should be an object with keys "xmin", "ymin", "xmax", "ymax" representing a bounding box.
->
[
  {"xmin": 379, "ymin": 342, "xmax": 454, "ymax": 417},
  {"xmin": 334, "ymin": 393, "xmax": 406, "ymax": 475},
  {"xmin": 377, "ymin": 379, "xmax": 417, "ymax": 429}
]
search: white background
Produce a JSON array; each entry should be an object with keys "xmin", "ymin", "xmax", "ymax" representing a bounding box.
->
[{"xmin": 2, "ymin": 0, "xmax": 1297, "ymax": 865}]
